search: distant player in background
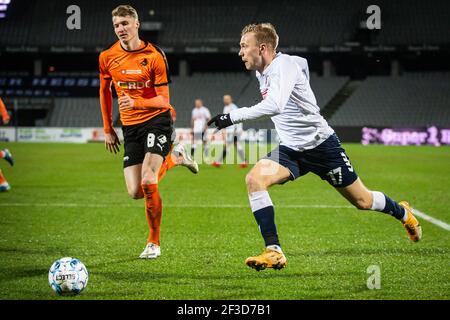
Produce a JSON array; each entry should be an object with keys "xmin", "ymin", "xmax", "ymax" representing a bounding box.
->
[
  {"xmin": 99, "ymin": 5, "xmax": 198, "ymax": 259},
  {"xmin": 191, "ymin": 98, "xmax": 211, "ymax": 159},
  {"xmin": 209, "ymin": 23, "xmax": 422, "ymax": 271},
  {"xmin": 212, "ymin": 94, "xmax": 248, "ymax": 168},
  {"xmin": 0, "ymin": 97, "xmax": 14, "ymax": 192}
]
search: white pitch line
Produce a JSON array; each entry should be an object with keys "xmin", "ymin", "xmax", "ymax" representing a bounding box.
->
[
  {"xmin": 412, "ymin": 208, "xmax": 450, "ymax": 231},
  {"xmin": 1, "ymin": 202, "xmax": 449, "ymax": 232}
]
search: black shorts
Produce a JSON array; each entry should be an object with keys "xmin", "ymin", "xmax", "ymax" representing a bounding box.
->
[
  {"xmin": 264, "ymin": 133, "xmax": 358, "ymax": 188},
  {"xmin": 122, "ymin": 111, "xmax": 174, "ymax": 168}
]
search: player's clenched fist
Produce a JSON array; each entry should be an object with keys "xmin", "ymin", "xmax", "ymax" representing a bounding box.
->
[
  {"xmin": 207, "ymin": 113, "xmax": 233, "ymax": 129},
  {"xmin": 118, "ymin": 94, "xmax": 135, "ymax": 110}
]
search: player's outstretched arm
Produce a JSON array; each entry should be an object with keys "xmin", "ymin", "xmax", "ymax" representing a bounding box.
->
[
  {"xmin": 207, "ymin": 113, "xmax": 233, "ymax": 130},
  {"xmin": 230, "ymin": 58, "xmax": 298, "ymax": 124}
]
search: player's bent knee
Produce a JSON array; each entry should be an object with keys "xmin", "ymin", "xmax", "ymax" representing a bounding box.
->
[
  {"xmin": 141, "ymin": 170, "xmax": 158, "ymax": 185},
  {"xmin": 354, "ymin": 198, "xmax": 372, "ymax": 210},
  {"xmin": 245, "ymin": 171, "xmax": 266, "ymax": 192},
  {"xmin": 128, "ymin": 188, "xmax": 144, "ymax": 200},
  {"xmin": 245, "ymin": 171, "xmax": 256, "ymax": 188}
]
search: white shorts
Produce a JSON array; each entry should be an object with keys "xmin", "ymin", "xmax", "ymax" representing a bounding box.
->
[{"xmin": 193, "ymin": 131, "xmax": 206, "ymax": 143}]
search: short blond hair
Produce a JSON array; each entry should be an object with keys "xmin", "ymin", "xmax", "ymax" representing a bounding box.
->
[
  {"xmin": 241, "ymin": 23, "xmax": 279, "ymax": 50},
  {"xmin": 112, "ymin": 5, "xmax": 139, "ymax": 20}
]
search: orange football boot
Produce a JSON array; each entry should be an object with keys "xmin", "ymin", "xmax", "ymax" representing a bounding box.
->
[
  {"xmin": 399, "ymin": 201, "xmax": 422, "ymax": 242},
  {"xmin": 245, "ymin": 247, "xmax": 287, "ymax": 271}
]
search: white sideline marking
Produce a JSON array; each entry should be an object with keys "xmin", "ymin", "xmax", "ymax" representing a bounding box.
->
[
  {"xmin": 1, "ymin": 203, "xmax": 449, "ymax": 231},
  {"xmin": 412, "ymin": 208, "xmax": 450, "ymax": 232}
]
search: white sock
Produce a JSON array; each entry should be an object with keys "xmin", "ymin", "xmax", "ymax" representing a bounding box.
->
[
  {"xmin": 370, "ymin": 191, "xmax": 386, "ymax": 211},
  {"xmin": 248, "ymin": 190, "xmax": 273, "ymax": 212},
  {"xmin": 266, "ymin": 244, "xmax": 282, "ymax": 253},
  {"xmin": 402, "ymin": 209, "xmax": 409, "ymax": 221}
]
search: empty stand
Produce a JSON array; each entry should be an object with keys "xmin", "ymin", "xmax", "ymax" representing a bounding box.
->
[
  {"xmin": 329, "ymin": 73, "xmax": 450, "ymax": 127},
  {"xmin": 49, "ymin": 97, "xmax": 119, "ymax": 127},
  {"xmin": 1, "ymin": 0, "xmax": 448, "ymax": 48}
]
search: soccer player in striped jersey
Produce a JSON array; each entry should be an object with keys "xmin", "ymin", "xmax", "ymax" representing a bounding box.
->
[
  {"xmin": 208, "ymin": 23, "xmax": 422, "ymax": 271},
  {"xmin": 99, "ymin": 5, "xmax": 198, "ymax": 259}
]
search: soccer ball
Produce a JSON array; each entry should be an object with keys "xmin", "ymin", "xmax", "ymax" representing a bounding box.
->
[{"xmin": 48, "ymin": 257, "xmax": 89, "ymax": 296}]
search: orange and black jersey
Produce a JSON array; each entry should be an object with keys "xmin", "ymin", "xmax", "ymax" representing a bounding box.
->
[{"xmin": 99, "ymin": 40, "xmax": 174, "ymax": 130}]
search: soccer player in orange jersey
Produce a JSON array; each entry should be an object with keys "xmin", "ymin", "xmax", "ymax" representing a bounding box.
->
[
  {"xmin": 0, "ymin": 97, "xmax": 14, "ymax": 192},
  {"xmin": 99, "ymin": 5, "xmax": 198, "ymax": 259},
  {"xmin": 0, "ymin": 98, "xmax": 10, "ymax": 126}
]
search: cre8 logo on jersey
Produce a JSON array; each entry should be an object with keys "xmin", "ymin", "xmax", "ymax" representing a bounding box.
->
[{"xmin": 117, "ymin": 80, "xmax": 153, "ymax": 90}]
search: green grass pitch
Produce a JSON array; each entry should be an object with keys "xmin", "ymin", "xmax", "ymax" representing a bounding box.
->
[{"xmin": 0, "ymin": 142, "xmax": 449, "ymax": 300}]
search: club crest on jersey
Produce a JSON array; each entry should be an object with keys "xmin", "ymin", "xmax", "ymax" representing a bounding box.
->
[
  {"xmin": 121, "ymin": 69, "xmax": 142, "ymax": 75},
  {"xmin": 140, "ymin": 58, "xmax": 148, "ymax": 66},
  {"xmin": 261, "ymin": 88, "xmax": 268, "ymax": 98},
  {"xmin": 261, "ymin": 76, "xmax": 270, "ymax": 98}
]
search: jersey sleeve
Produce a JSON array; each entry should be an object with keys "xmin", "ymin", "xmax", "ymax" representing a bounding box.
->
[
  {"xmin": 98, "ymin": 52, "xmax": 114, "ymax": 133},
  {"xmin": 230, "ymin": 57, "xmax": 299, "ymax": 123},
  {"xmin": 152, "ymin": 50, "xmax": 170, "ymax": 87},
  {"xmin": 99, "ymin": 52, "xmax": 112, "ymax": 80}
]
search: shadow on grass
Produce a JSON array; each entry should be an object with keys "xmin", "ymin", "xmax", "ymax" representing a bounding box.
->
[
  {"xmin": 0, "ymin": 267, "xmax": 49, "ymax": 282},
  {"xmin": 84, "ymin": 269, "xmax": 366, "ymax": 300},
  {"xmin": 289, "ymin": 246, "xmax": 449, "ymax": 257},
  {"xmin": 87, "ymin": 257, "xmax": 143, "ymax": 269},
  {"xmin": 0, "ymin": 246, "xmax": 68, "ymax": 256}
]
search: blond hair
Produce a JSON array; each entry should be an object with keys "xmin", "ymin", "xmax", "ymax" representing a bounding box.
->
[
  {"xmin": 241, "ymin": 23, "xmax": 279, "ymax": 50},
  {"xmin": 112, "ymin": 5, "xmax": 139, "ymax": 21}
]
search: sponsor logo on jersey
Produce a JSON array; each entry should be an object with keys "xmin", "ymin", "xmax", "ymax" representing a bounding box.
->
[
  {"xmin": 157, "ymin": 135, "xmax": 167, "ymax": 145},
  {"xmin": 117, "ymin": 80, "xmax": 152, "ymax": 89},
  {"xmin": 120, "ymin": 69, "xmax": 143, "ymax": 75}
]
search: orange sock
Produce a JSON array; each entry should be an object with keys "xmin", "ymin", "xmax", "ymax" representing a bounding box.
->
[
  {"xmin": 0, "ymin": 170, "xmax": 7, "ymax": 184},
  {"xmin": 158, "ymin": 154, "xmax": 176, "ymax": 182},
  {"xmin": 141, "ymin": 183, "xmax": 162, "ymax": 246}
]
